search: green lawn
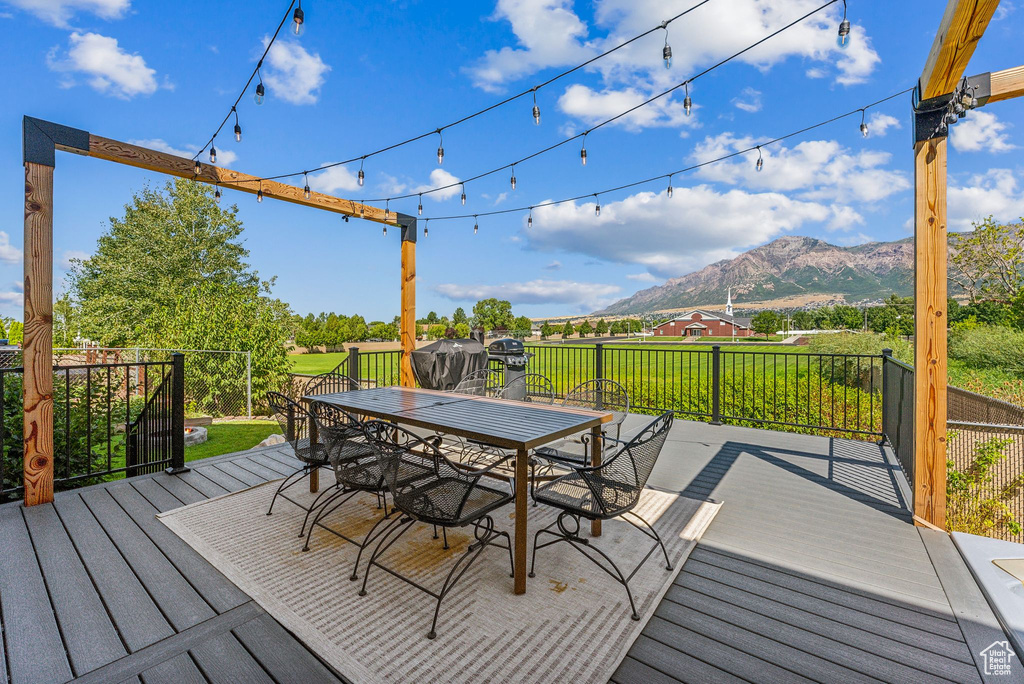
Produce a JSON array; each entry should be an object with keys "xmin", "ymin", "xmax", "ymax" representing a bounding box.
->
[
  {"xmin": 289, "ymin": 351, "xmax": 348, "ymax": 375},
  {"xmin": 185, "ymin": 420, "xmax": 282, "ymax": 462}
]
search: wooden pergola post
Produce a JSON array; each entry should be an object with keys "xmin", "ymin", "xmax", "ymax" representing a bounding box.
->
[
  {"xmin": 398, "ymin": 216, "xmax": 417, "ymax": 387},
  {"xmin": 19, "ymin": 116, "xmax": 400, "ymax": 506}
]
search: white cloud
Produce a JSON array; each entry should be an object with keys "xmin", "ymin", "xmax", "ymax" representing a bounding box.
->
[
  {"xmin": 263, "ymin": 38, "xmax": 330, "ymax": 105},
  {"xmin": 435, "ymin": 279, "xmax": 621, "ymax": 309},
  {"xmin": 48, "ymin": 31, "xmax": 157, "ymax": 98},
  {"xmin": 557, "ymin": 84, "xmax": 693, "ymax": 130},
  {"xmin": 866, "ymin": 112, "xmax": 901, "ymax": 137},
  {"xmin": 949, "ymin": 169, "xmax": 1024, "ymax": 231},
  {"xmin": 464, "ymin": 0, "xmax": 595, "ymax": 93},
  {"xmin": 413, "ymin": 169, "xmax": 463, "ymax": 201},
  {"xmin": 626, "ymin": 272, "xmax": 658, "ymax": 282},
  {"xmin": 129, "ymin": 139, "xmax": 238, "ymax": 166},
  {"xmin": 309, "ymin": 164, "xmax": 361, "ymax": 194},
  {"xmin": 60, "ymin": 249, "xmax": 89, "ymax": 270},
  {"xmin": 0, "ymin": 287, "xmax": 23, "ymax": 307},
  {"xmin": 6, "ymin": 0, "xmax": 128, "ymax": 27},
  {"xmin": 525, "ymin": 186, "xmax": 830, "ymax": 277},
  {"xmin": 691, "ymin": 133, "xmax": 909, "ymax": 204},
  {"xmin": 0, "ymin": 233, "xmax": 22, "ymax": 264},
  {"xmin": 732, "ymin": 87, "xmax": 762, "ymax": 113},
  {"xmin": 544, "ymin": 260, "xmax": 562, "ymax": 270},
  {"xmin": 950, "ymin": 111, "xmax": 1016, "ymax": 153}
]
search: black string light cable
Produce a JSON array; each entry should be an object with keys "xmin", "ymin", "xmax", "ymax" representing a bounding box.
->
[
  {"xmin": 417, "ymin": 88, "xmax": 913, "ymax": 226},
  {"xmin": 356, "ymin": 0, "xmax": 842, "ymax": 204},
  {"xmin": 219, "ymin": 0, "xmax": 719, "ymax": 186},
  {"xmin": 191, "ymin": 0, "xmax": 298, "ymax": 164}
]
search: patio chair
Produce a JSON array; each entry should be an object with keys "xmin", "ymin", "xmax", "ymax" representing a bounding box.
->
[
  {"xmin": 533, "ymin": 379, "xmax": 631, "ymax": 467},
  {"xmin": 497, "ymin": 373, "xmax": 556, "ymax": 404},
  {"xmin": 449, "ymin": 368, "xmax": 503, "ymax": 397},
  {"xmin": 265, "ymin": 392, "xmax": 337, "ymax": 529},
  {"xmin": 300, "ymin": 403, "xmax": 436, "ymax": 577},
  {"xmin": 529, "ymin": 411, "xmax": 675, "ymax": 620},
  {"xmin": 303, "ymin": 371, "xmax": 362, "ymax": 397},
  {"xmin": 358, "ymin": 420, "xmax": 515, "ymax": 639}
]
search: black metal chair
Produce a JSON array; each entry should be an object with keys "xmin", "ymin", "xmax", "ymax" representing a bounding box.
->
[
  {"xmin": 304, "ymin": 371, "xmax": 362, "ymax": 397},
  {"xmin": 529, "ymin": 411, "xmax": 675, "ymax": 621},
  {"xmin": 301, "ymin": 403, "xmax": 436, "ymax": 579},
  {"xmin": 534, "ymin": 378, "xmax": 631, "ymax": 467},
  {"xmin": 265, "ymin": 392, "xmax": 337, "ymax": 534},
  {"xmin": 450, "ymin": 368, "xmax": 503, "ymax": 397},
  {"xmin": 497, "ymin": 373, "xmax": 556, "ymax": 404},
  {"xmin": 358, "ymin": 420, "xmax": 515, "ymax": 639}
]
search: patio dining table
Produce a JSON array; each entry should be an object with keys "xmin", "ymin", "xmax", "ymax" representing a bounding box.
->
[{"xmin": 305, "ymin": 385, "xmax": 613, "ymax": 594}]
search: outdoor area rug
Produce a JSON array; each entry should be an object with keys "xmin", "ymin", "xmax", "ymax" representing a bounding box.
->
[{"xmin": 158, "ymin": 478, "xmax": 720, "ymax": 683}]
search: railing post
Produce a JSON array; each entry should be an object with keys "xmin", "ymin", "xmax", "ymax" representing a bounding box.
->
[
  {"xmin": 594, "ymin": 343, "xmax": 604, "ymax": 380},
  {"xmin": 246, "ymin": 351, "xmax": 252, "ymax": 419},
  {"xmin": 881, "ymin": 348, "xmax": 893, "ymax": 445},
  {"xmin": 166, "ymin": 353, "xmax": 189, "ymax": 474},
  {"xmin": 710, "ymin": 345, "xmax": 723, "ymax": 425},
  {"xmin": 348, "ymin": 346, "xmax": 360, "ymax": 384}
]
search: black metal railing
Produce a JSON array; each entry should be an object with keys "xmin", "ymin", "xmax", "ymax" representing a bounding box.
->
[
  {"xmin": 1, "ymin": 355, "xmax": 185, "ymax": 502},
  {"xmin": 126, "ymin": 353, "xmax": 186, "ymax": 478},
  {"xmin": 881, "ymin": 350, "xmax": 915, "ymax": 489}
]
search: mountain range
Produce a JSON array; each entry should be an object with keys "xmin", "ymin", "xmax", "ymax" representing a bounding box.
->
[{"xmin": 595, "ymin": 235, "xmax": 944, "ymax": 315}]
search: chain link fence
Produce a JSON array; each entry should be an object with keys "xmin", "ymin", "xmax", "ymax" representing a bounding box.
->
[{"xmin": 46, "ymin": 347, "xmax": 253, "ymax": 418}]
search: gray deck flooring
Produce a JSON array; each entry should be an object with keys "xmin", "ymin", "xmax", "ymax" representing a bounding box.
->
[{"xmin": 0, "ymin": 420, "xmax": 1009, "ymax": 683}]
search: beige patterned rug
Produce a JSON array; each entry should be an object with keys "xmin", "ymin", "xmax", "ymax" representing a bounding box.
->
[{"xmin": 158, "ymin": 478, "xmax": 720, "ymax": 683}]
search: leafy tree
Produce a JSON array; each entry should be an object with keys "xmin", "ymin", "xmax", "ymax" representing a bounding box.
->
[
  {"xmin": 595, "ymin": 319, "xmax": 609, "ymax": 336},
  {"xmin": 512, "ymin": 315, "xmax": 533, "ymax": 337},
  {"xmin": 454, "ymin": 322, "xmax": 470, "ymax": 338},
  {"xmin": 426, "ymin": 311, "xmax": 439, "ymax": 325},
  {"xmin": 950, "ymin": 216, "xmax": 1024, "ymax": 303},
  {"xmin": 791, "ymin": 311, "xmax": 814, "ymax": 330},
  {"xmin": 427, "ymin": 324, "xmax": 446, "ymax": 340},
  {"xmin": 136, "ymin": 282, "xmax": 290, "ymax": 416},
  {"xmin": 452, "ymin": 307, "xmax": 468, "ymax": 325},
  {"xmin": 577, "ymin": 320, "xmax": 593, "ymax": 337},
  {"xmin": 540, "ymin": 322, "xmax": 556, "ymax": 339},
  {"xmin": 751, "ymin": 311, "xmax": 781, "ymax": 339},
  {"xmin": 562, "ymin": 321, "xmax": 575, "ymax": 337},
  {"xmin": 947, "ymin": 436, "xmax": 1024, "ymax": 538},
  {"xmin": 472, "ymin": 298, "xmax": 514, "ymax": 332},
  {"xmin": 53, "ymin": 294, "xmax": 78, "ymax": 348},
  {"xmin": 7, "ymin": 321, "xmax": 23, "ymax": 346},
  {"xmin": 610, "ymin": 320, "xmax": 624, "ymax": 335},
  {"xmin": 832, "ymin": 305, "xmax": 864, "ymax": 330},
  {"xmin": 68, "ymin": 179, "xmax": 261, "ymax": 346}
]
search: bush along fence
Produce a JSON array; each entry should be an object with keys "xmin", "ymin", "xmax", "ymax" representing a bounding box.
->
[{"xmin": 1, "ymin": 354, "xmax": 187, "ymax": 503}]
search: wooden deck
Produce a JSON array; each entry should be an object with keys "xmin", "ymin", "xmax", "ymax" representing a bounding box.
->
[{"xmin": 0, "ymin": 419, "xmax": 1013, "ymax": 683}]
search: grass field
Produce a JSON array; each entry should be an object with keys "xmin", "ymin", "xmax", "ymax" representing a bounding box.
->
[
  {"xmin": 185, "ymin": 420, "xmax": 281, "ymax": 462},
  {"xmin": 289, "ymin": 351, "xmax": 348, "ymax": 375}
]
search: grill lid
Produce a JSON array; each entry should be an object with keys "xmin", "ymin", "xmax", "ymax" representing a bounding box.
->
[{"xmin": 488, "ymin": 338, "xmax": 525, "ymax": 354}]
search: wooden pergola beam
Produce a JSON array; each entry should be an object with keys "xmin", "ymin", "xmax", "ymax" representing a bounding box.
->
[
  {"xmin": 22, "ymin": 116, "xmax": 414, "ymax": 505},
  {"xmin": 966, "ymin": 65, "xmax": 1024, "ymax": 106},
  {"xmin": 918, "ymin": 0, "xmax": 1000, "ymax": 101}
]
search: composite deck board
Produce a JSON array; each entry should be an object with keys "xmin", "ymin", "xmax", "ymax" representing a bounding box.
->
[
  {"xmin": 188, "ymin": 632, "xmax": 273, "ymax": 683},
  {"xmin": 244, "ymin": 452, "xmax": 296, "ymax": 478},
  {"xmin": 21, "ymin": 504, "xmax": 127, "ymax": 677},
  {"xmin": 173, "ymin": 468, "xmax": 231, "ymax": 499},
  {"xmin": 621, "ymin": 634, "xmax": 745, "ymax": 683},
  {"xmin": 146, "ymin": 473, "xmax": 207, "ymax": 506},
  {"xmin": 0, "ymin": 505, "xmax": 73, "ymax": 684},
  {"xmin": 231, "ymin": 613, "xmax": 341, "ymax": 684},
  {"xmin": 209, "ymin": 461, "xmax": 267, "ymax": 488},
  {"xmin": 611, "ymin": 656, "xmax": 690, "ymax": 684},
  {"xmin": 191, "ymin": 464, "xmax": 248, "ymax": 492},
  {"xmin": 225, "ymin": 456, "xmax": 285, "ymax": 482},
  {"xmin": 135, "ymin": 653, "xmax": 206, "ymax": 684},
  {"xmin": 51, "ymin": 493, "xmax": 176, "ymax": 652}
]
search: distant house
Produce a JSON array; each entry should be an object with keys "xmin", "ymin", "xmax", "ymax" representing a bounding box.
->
[{"xmin": 653, "ymin": 289, "xmax": 752, "ymax": 338}]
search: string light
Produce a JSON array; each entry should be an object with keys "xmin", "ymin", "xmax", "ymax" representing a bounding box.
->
[
  {"xmin": 666, "ymin": 175, "xmax": 674, "ymax": 198},
  {"xmin": 384, "ymin": 199, "xmax": 390, "ymax": 221},
  {"xmin": 473, "ymin": 215, "xmax": 478, "ymax": 234},
  {"xmin": 303, "ymin": 172, "xmax": 311, "ymax": 200},
  {"xmin": 662, "ymin": 21, "xmax": 672, "ymax": 69},
  {"xmin": 215, "ymin": 183, "xmax": 221, "ymax": 203},
  {"xmin": 594, "ymin": 194, "xmax": 601, "ymax": 217},
  {"xmin": 358, "ymin": 158, "xmax": 365, "ymax": 187},
  {"xmin": 532, "ymin": 88, "xmax": 541, "ymax": 125},
  {"xmin": 581, "ymin": 133, "xmax": 588, "ymax": 166},
  {"xmin": 360, "ymin": 204, "xmax": 365, "ymax": 218},
  {"xmin": 418, "ymin": 194, "xmax": 423, "ymax": 216},
  {"xmin": 232, "ymin": 107, "xmax": 242, "ymax": 142},
  {"xmin": 683, "ymin": 82, "xmax": 692, "ymax": 117},
  {"xmin": 209, "ymin": 144, "xmax": 217, "ymax": 164},
  {"xmin": 424, "ymin": 219, "xmax": 429, "ymax": 238},
  {"xmin": 257, "ymin": 182, "xmax": 264, "ymax": 203},
  {"xmin": 755, "ymin": 145, "xmax": 764, "ymax": 172},
  {"xmin": 292, "ymin": 0, "xmax": 304, "ymax": 36},
  {"xmin": 254, "ymin": 68, "xmax": 266, "ymax": 105},
  {"xmin": 527, "ymin": 208, "xmax": 533, "ymax": 228},
  {"xmin": 859, "ymin": 109, "xmax": 868, "ymax": 137},
  {"xmin": 382, "ymin": 224, "xmax": 387, "ymax": 236},
  {"xmin": 837, "ymin": 0, "xmax": 850, "ymax": 48},
  {"xmin": 461, "ymin": 184, "xmax": 467, "ymax": 206},
  {"xmin": 194, "ymin": 159, "xmax": 202, "ymax": 175},
  {"xmin": 510, "ymin": 165, "xmax": 517, "ymax": 190},
  {"xmin": 436, "ymin": 130, "xmax": 444, "ymax": 165}
]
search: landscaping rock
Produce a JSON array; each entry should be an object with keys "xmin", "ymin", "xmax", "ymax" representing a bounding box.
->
[{"xmin": 257, "ymin": 433, "xmax": 286, "ymax": 448}]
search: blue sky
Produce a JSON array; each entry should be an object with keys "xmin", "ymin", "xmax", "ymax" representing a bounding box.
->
[{"xmin": 1, "ymin": 0, "xmax": 1021, "ymax": 322}]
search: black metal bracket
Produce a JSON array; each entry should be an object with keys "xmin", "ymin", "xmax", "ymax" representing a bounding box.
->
[
  {"xmin": 913, "ymin": 72, "xmax": 990, "ymax": 145},
  {"xmin": 396, "ymin": 213, "xmax": 417, "ymax": 243},
  {"xmin": 23, "ymin": 116, "xmax": 89, "ymax": 167}
]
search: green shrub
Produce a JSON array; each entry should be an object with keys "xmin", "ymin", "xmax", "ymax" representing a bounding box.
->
[
  {"xmin": 947, "ymin": 435, "xmax": 1024, "ymax": 538},
  {"xmin": 948, "ymin": 325, "xmax": 1024, "ymax": 376}
]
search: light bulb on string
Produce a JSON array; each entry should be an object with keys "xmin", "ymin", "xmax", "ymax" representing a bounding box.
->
[
  {"xmin": 461, "ymin": 184, "xmax": 466, "ymax": 206},
  {"xmin": 418, "ymin": 194, "xmax": 423, "ymax": 216},
  {"xmin": 436, "ymin": 130, "xmax": 444, "ymax": 165},
  {"xmin": 532, "ymin": 88, "xmax": 541, "ymax": 125},
  {"xmin": 666, "ymin": 175, "xmax": 674, "ymax": 198},
  {"xmin": 232, "ymin": 107, "xmax": 241, "ymax": 142},
  {"xmin": 382, "ymin": 225, "xmax": 387, "ymax": 237},
  {"xmin": 254, "ymin": 66, "xmax": 265, "ymax": 105},
  {"xmin": 257, "ymin": 182, "xmax": 264, "ymax": 203},
  {"xmin": 859, "ymin": 109, "xmax": 868, "ymax": 138},
  {"xmin": 755, "ymin": 146, "xmax": 763, "ymax": 172},
  {"xmin": 358, "ymin": 158, "xmax": 365, "ymax": 187},
  {"xmin": 594, "ymin": 194, "xmax": 601, "ymax": 217},
  {"xmin": 510, "ymin": 165, "xmax": 517, "ymax": 190},
  {"xmin": 194, "ymin": 159, "xmax": 202, "ymax": 175},
  {"xmin": 837, "ymin": 0, "xmax": 850, "ymax": 48},
  {"xmin": 303, "ymin": 172, "xmax": 311, "ymax": 200},
  {"xmin": 424, "ymin": 220, "xmax": 429, "ymax": 238},
  {"xmin": 215, "ymin": 184, "xmax": 221, "ymax": 203},
  {"xmin": 292, "ymin": 0, "xmax": 304, "ymax": 36},
  {"xmin": 209, "ymin": 144, "xmax": 216, "ymax": 164},
  {"xmin": 384, "ymin": 200, "xmax": 390, "ymax": 222},
  {"xmin": 683, "ymin": 82, "xmax": 692, "ymax": 117},
  {"xmin": 662, "ymin": 21, "xmax": 672, "ymax": 69},
  {"xmin": 527, "ymin": 208, "xmax": 533, "ymax": 229},
  {"xmin": 580, "ymin": 132, "xmax": 588, "ymax": 166},
  {"xmin": 473, "ymin": 216, "xmax": 478, "ymax": 234}
]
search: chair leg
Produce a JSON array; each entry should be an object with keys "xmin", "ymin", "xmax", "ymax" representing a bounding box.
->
[
  {"xmin": 350, "ymin": 508, "xmax": 402, "ymax": 581},
  {"xmin": 298, "ymin": 479, "xmax": 343, "ymax": 538},
  {"xmin": 266, "ymin": 467, "xmax": 308, "ymax": 516},
  {"xmin": 527, "ymin": 520, "xmax": 560, "ymax": 578},
  {"xmin": 623, "ymin": 510, "xmax": 673, "ymax": 571},
  {"xmin": 359, "ymin": 518, "xmax": 415, "ymax": 597},
  {"xmin": 301, "ymin": 488, "xmax": 360, "ymax": 552},
  {"xmin": 442, "ymin": 527, "xmax": 449, "ymax": 550}
]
